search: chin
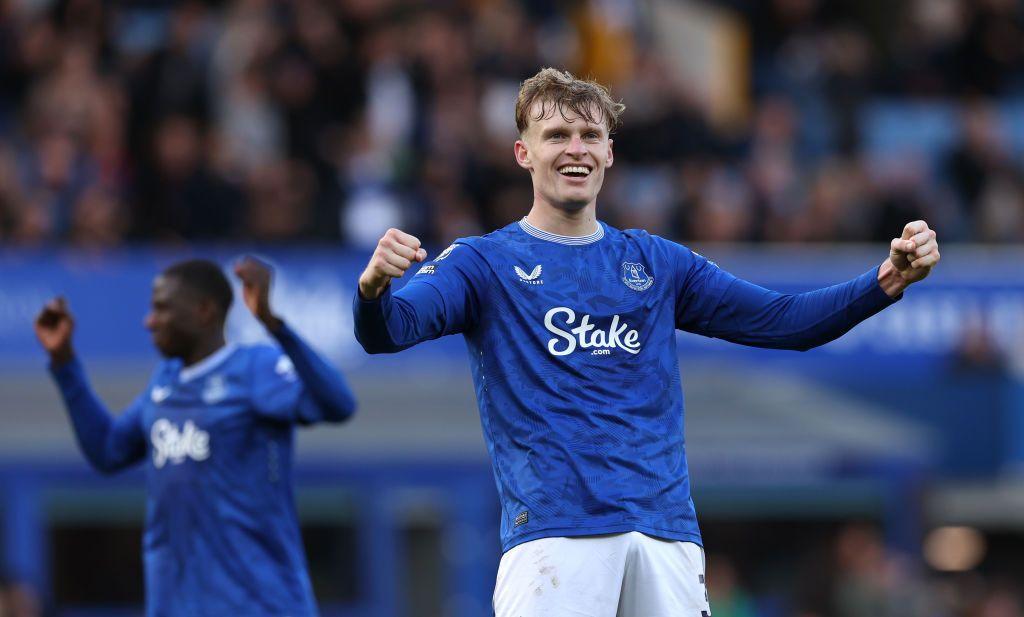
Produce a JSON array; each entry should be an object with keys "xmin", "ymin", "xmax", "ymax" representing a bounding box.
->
[
  {"xmin": 551, "ymin": 191, "xmax": 595, "ymax": 210},
  {"xmin": 553, "ymin": 201, "xmax": 589, "ymax": 212},
  {"xmin": 152, "ymin": 339, "xmax": 180, "ymax": 359}
]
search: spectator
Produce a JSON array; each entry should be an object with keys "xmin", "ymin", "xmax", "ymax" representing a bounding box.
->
[
  {"xmin": 0, "ymin": 0, "xmax": 1021, "ymax": 247},
  {"xmin": 706, "ymin": 555, "xmax": 757, "ymax": 617}
]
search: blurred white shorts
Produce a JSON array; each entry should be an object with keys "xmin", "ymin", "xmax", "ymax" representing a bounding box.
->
[{"xmin": 493, "ymin": 531, "xmax": 711, "ymax": 617}]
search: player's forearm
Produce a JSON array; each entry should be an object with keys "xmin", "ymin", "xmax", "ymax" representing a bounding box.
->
[
  {"xmin": 352, "ymin": 284, "xmax": 447, "ymax": 354},
  {"xmin": 49, "ymin": 359, "xmax": 129, "ymax": 473},
  {"xmin": 709, "ymin": 266, "xmax": 896, "ymax": 351},
  {"xmin": 353, "ymin": 287, "xmax": 405, "ymax": 353},
  {"xmin": 272, "ymin": 323, "xmax": 356, "ymax": 422}
]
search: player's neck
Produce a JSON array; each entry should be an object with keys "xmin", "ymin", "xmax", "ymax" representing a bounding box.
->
[
  {"xmin": 525, "ymin": 202, "xmax": 599, "ymax": 237},
  {"xmin": 183, "ymin": 334, "xmax": 227, "ymax": 368}
]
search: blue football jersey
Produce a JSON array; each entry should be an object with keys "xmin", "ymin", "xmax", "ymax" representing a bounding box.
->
[
  {"xmin": 355, "ymin": 219, "xmax": 895, "ymax": 552},
  {"xmin": 52, "ymin": 325, "xmax": 355, "ymax": 617}
]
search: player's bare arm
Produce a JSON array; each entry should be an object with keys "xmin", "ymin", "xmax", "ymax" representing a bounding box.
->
[
  {"xmin": 358, "ymin": 228, "xmax": 428, "ymax": 301},
  {"xmin": 34, "ymin": 297, "xmax": 75, "ymax": 367},
  {"xmin": 877, "ymin": 220, "xmax": 941, "ymax": 298},
  {"xmin": 234, "ymin": 256, "xmax": 283, "ymax": 333}
]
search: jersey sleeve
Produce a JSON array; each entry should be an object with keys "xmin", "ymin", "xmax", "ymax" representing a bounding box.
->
[
  {"xmin": 353, "ymin": 241, "xmax": 487, "ymax": 354},
  {"xmin": 671, "ymin": 242, "xmax": 897, "ymax": 351},
  {"xmin": 251, "ymin": 329, "xmax": 357, "ymax": 425},
  {"xmin": 49, "ymin": 357, "xmax": 147, "ymax": 473}
]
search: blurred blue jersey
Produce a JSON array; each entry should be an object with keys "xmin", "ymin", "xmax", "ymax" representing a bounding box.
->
[
  {"xmin": 354, "ymin": 219, "xmax": 895, "ymax": 552},
  {"xmin": 51, "ymin": 324, "xmax": 355, "ymax": 617}
]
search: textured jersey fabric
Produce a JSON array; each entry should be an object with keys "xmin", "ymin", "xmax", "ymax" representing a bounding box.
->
[
  {"xmin": 50, "ymin": 324, "xmax": 355, "ymax": 617},
  {"xmin": 354, "ymin": 219, "xmax": 896, "ymax": 552}
]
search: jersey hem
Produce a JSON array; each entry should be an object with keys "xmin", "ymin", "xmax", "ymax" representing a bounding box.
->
[{"xmin": 501, "ymin": 524, "xmax": 704, "ymax": 554}]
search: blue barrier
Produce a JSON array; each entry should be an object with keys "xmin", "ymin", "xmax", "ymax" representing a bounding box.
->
[
  {"xmin": 0, "ymin": 460, "xmax": 501, "ymax": 617},
  {"xmin": 3, "ymin": 245, "xmax": 1023, "ymax": 366}
]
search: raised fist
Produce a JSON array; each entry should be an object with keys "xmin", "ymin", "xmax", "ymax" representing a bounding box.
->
[
  {"xmin": 358, "ymin": 228, "xmax": 428, "ymax": 300},
  {"xmin": 35, "ymin": 297, "xmax": 75, "ymax": 365}
]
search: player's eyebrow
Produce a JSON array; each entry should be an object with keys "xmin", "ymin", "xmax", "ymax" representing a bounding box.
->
[
  {"xmin": 540, "ymin": 125, "xmax": 569, "ymax": 138},
  {"xmin": 540, "ymin": 123, "xmax": 604, "ymax": 138}
]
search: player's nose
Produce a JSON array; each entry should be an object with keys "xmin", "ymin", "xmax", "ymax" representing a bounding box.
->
[
  {"xmin": 144, "ymin": 312, "xmax": 157, "ymax": 330},
  {"xmin": 566, "ymin": 135, "xmax": 587, "ymax": 156}
]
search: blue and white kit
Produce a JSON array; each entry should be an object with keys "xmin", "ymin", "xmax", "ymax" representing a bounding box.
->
[
  {"xmin": 354, "ymin": 218, "xmax": 896, "ymax": 554},
  {"xmin": 50, "ymin": 323, "xmax": 356, "ymax": 617}
]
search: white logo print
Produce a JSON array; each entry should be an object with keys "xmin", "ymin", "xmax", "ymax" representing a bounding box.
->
[
  {"xmin": 150, "ymin": 385, "xmax": 172, "ymax": 403},
  {"xmin": 622, "ymin": 262, "xmax": 654, "ymax": 291},
  {"xmin": 151, "ymin": 419, "xmax": 210, "ymax": 468},
  {"xmin": 544, "ymin": 307, "xmax": 641, "ymax": 356},
  {"xmin": 275, "ymin": 355, "xmax": 297, "ymax": 382},
  {"xmin": 515, "ymin": 265, "xmax": 543, "ymax": 285},
  {"xmin": 201, "ymin": 374, "xmax": 228, "ymax": 404},
  {"xmin": 691, "ymin": 250, "xmax": 717, "ymax": 267},
  {"xmin": 435, "ymin": 244, "xmax": 457, "ymax": 261}
]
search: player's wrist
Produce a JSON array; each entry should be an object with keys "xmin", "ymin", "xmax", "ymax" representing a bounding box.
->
[
  {"xmin": 49, "ymin": 346, "xmax": 75, "ymax": 367},
  {"xmin": 877, "ymin": 259, "xmax": 909, "ymax": 298},
  {"xmin": 259, "ymin": 313, "xmax": 283, "ymax": 333},
  {"xmin": 358, "ymin": 276, "xmax": 389, "ymax": 301}
]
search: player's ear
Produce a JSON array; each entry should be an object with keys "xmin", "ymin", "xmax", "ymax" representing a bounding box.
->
[
  {"xmin": 514, "ymin": 139, "xmax": 532, "ymax": 171},
  {"xmin": 606, "ymin": 138, "xmax": 614, "ymax": 169},
  {"xmin": 196, "ymin": 298, "xmax": 221, "ymax": 327}
]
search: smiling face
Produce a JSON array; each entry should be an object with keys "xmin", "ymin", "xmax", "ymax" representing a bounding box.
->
[{"xmin": 514, "ymin": 100, "xmax": 614, "ymax": 213}]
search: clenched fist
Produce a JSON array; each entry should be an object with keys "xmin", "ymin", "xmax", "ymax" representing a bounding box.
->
[
  {"xmin": 878, "ymin": 220, "xmax": 940, "ymax": 297},
  {"xmin": 234, "ymin": 256, "xmax": 282, "ymax": 332},
  {"xmin": 358, "ymin": 228, "xmax": 428, "ymax": 300},
  {"xmin": 35, "ymin": 296, "xmax": 75, "ymax": 366}
]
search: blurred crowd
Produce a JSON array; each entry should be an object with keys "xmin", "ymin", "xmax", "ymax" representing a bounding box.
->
[
  {"xmin": 710, "ymin": 524, "xmax": 1024, "ymax": 617},
  {"xmin": 0, "ymin": 0, "xmax": 1023, "ymax": 249},
  {"xmin": 0, "ymin": 573, "xmax": 41, "ymax": 617}
]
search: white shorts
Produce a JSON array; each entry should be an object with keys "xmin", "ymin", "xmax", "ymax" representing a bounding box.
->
[{"xmin": 493, "ymin": 532, "xmax": 711, "ymax": 617}]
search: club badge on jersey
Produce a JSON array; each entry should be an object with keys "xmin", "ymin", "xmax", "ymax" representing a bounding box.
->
[
  {"xmin": 201, "ymin": 374, "xmax": 229, "ymax": 404},
  {"xmin": 622, "ymin": 262, "xmax": 654, "ymax": 291}
]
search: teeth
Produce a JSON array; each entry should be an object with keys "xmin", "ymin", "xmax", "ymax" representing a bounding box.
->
[{"xmin": 558, "ymin": 166, "xmax": 591, "ymax": 175}]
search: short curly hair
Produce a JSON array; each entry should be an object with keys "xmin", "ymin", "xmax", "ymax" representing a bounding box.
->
[
  {"xmin": 515, "ymin": 68, "xmax": 625, "ymax": 136},
  {"xmin": 162, "ymin": 259, "xmax": 233, "ymax": 318}
]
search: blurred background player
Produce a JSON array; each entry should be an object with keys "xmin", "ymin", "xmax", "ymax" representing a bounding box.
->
[
  {"xmin": 353, "ymin": 68, "xmax": 939, "ymax": 616},
  {"xmin": 33, "ymin": 257, "xmax": 356, "ymax": 617}
]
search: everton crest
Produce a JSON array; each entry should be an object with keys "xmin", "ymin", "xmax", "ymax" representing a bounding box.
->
[
  {"xmin": 201, "ymin": 374, "xmax": 229, "ymax": 404},
  {"xmin": 621, "ymin": 262, "xmax": 654, "ymax": 291}
]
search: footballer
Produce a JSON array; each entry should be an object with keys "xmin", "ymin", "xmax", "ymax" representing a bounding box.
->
[
  {"xmin": 35, "ymin": 257, "xmax": 356, "ymax": 616},
  {"xmin": 353, "ymin": 68, "xmax": 939, "ymax": 616}
]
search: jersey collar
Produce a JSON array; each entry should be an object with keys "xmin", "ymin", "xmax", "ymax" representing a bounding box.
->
[
  {"xmin": 179, "ymin": 343, "xmax": 238, "ymax": 384},
  {"xmin": 518, "ymin": 217, "xmax": 605, "ymax": 245}
]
